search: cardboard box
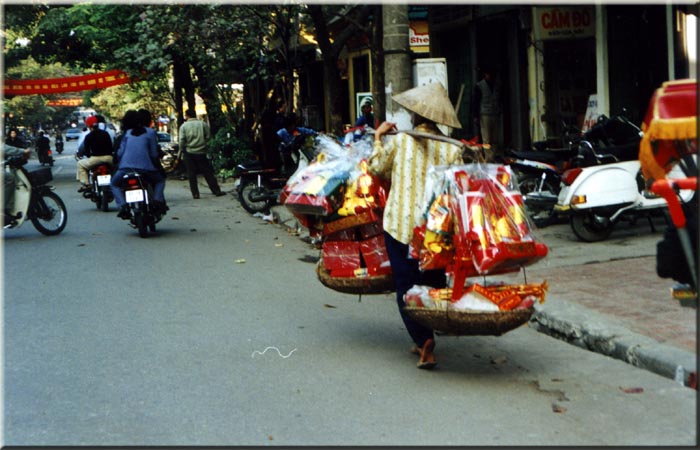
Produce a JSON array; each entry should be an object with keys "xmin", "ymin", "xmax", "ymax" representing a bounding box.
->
[
  {"xmin": 322, "ymin": 241, "xmax": 361, "ymax": 271},
  {"xmin": 359, "ymin": 235, "xmax": 391, "ymax": 271}
]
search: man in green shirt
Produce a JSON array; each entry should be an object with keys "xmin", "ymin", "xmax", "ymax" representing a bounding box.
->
[{"xmin": 178, "ymin": 109, "xmax": 225, "ymax": 199}]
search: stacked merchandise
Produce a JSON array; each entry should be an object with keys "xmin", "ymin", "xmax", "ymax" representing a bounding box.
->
[
  {"xmin": 405, "ymin": 164, "xmax": 550, "ymax": 335},
  {"xmin": 282, "ymin": 135, "xmax": 392, "ymax": 294}
]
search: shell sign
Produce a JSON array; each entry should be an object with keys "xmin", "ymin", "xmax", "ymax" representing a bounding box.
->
[{"xmin": 3, "ymin": 69, "xmax": 130, "ymax": 96}]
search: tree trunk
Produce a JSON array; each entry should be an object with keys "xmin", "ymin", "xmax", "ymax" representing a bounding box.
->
[
  {"xmin": 370, "ymin": 5, "xmax": 385, "ymax": 124},
  {"xmin": 172, "ymin": 59, "xmax": 184, "ymax": 132},
  {"xmin": 382, "ymin": 4, "xmax": 412, "ymax": 108},
  {"xmin": 192, "ymin": 63, "xmax": 225, "ymax": 137}
]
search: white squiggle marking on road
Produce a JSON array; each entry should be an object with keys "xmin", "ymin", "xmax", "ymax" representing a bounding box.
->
[{"xmin": 252, "ymin": 346, "xmax": 297, "ymax": 359}]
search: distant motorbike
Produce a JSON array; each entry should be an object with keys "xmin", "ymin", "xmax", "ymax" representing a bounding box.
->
[
  {"xmin": 55, "ymin": 136, "xmax": 64, "ymax": 154},
  {"xmin": 114, "ymin": 171, "xmax": 163, "ymax": 238},
  {"xmin": 36, "ymin": 142, "xmax": 54, "ymax": 167},
  {"xmin": 3, "ymin": 153, "xmax": 67, "ymax": 235},
  {"xmin": 82, "ymin": 163, "xmax": 114, "ymax": 212},
  {"xmin": 235, "ymin": 133, "xmax": 316, "ymax": 214}
]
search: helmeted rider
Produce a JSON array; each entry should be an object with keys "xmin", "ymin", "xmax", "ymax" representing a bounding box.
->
[{"xmin": 76, "ymin": 115, "xmax": 114, "ymax": 193}]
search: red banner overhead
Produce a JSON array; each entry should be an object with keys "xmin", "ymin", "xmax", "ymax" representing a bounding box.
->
[{"xmin": 3, "ymin": 69, "xmax": 130, "ymax": 96}]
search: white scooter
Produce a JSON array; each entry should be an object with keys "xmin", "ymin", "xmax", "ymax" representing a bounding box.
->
[
  {"xmin": 553, "ymin": 143, "xmax": 696, "ymax": 242},
  {"xmin": 3, "ymin": 150, "xmax": 68, "ymax": 235}
]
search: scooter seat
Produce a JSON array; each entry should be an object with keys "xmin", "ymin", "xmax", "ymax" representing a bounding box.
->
[{"xmin": 510, "ymin": 148, "xmax": 577, "ymax": 165}]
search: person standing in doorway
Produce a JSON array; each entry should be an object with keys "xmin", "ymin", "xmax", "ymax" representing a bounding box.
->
[
  {"xmin": 355, "ymin": 97, "xmax": 375, "ymax": 128},
  {"xmin": 178, "ymin": 109, "xmax": 225, "ymax": 199},
  {"xmin": 471, "ymin": 66, "xmax": 503, "ymax": 161}
]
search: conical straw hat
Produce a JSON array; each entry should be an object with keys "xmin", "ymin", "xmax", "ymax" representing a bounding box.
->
[{"xmin": 392, "ymin": 82, "xmax": 462, "ymax": 129}]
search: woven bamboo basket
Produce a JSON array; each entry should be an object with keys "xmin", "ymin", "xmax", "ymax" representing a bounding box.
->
[
  {"xmin": 316, "ymin": 261, "xmax": 394, "ymax": 295},
  {"xmin": 403, "ymin": 306, "xmax": 535, "ymax": 336}
]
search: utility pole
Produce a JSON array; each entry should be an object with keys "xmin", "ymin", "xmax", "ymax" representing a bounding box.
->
[{"xmin": 382, "ymin": 4, "xmax": 413, "ymax": 129}]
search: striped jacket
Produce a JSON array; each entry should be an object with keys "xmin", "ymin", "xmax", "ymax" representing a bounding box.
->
[{"xmin": 368, "ymin": 123, "xmax": 463, "ymax": 245}]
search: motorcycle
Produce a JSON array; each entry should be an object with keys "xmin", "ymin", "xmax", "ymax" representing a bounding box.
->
[
  {"xmin": 3, "ymin": 153, "xmax": 68, "ymax": 235},
  {"xmin": 553, "ymin": 141, "xmax": 696, "ymax": 242},
  {"xmin": 114, "ymin": 171, "xmax": 163, "ymax": 238},
  {"xmin": 514, "ymin": 113, "xmax": 642, "ymax": 226},
  {"xmin": 82, "ymin": 163, "xmax": 114, "ymax": 212},
  {"xmin": 36, "ymin": 142, "xmax": 54, "ymax": 167},
  {"xmin": 160, "ymin": 143, "xmax": 186, "ymax": 179},
  {"xmin": 235, "ymin": 133, "xmax": 316, "ymax": 214},
  {"xmin": 55, "ymin": 137, "xmax": 64, "ymax": 154}
]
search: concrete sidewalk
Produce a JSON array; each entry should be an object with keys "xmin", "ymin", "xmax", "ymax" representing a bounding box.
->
[{"xmin": 263, "ymin": 199, "xmax": 697, "ymax": 389}]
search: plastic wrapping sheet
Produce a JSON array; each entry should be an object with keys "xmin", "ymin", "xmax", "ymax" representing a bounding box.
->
[
  {"xmin": 283, "ymin": 134, "xmax": 387, "ymax": 219},
  {"xmin": 410, "ymin": 163, "xmax": 549, "ymax": 305},
  {"xmin": 404, "ymin": 281, "xmax": 547, "ymax": 312}
]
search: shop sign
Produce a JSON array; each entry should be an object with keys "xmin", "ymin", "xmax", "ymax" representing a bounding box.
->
[
  {"xmin": 409, "ymin": 20, "xmax": 429, "ymax": 53},
  {"xmin": 581, "ymin": 94, "xmax": 599, "ymax": 132},
  {"xmin": 534, "ymin": 6, "xmax": 595, "ymax": 40}
]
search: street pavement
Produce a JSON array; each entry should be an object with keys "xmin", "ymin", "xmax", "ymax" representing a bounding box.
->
[
  {"xmin": 268, "ymin": 190, "xmax": 698, "ymax": 389},
  {"xmin": 2, "ymin": 146, "xmax": 697, "ymax": 445}
]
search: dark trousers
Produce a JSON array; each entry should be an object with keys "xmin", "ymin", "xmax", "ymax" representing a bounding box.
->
[
  {"xmin": 184, "ymin": 152, "xmax": 222, "ymax": 196},
  {"xmin": 383, "ymin": 231, "xmax": 446, "ymax": 347}
]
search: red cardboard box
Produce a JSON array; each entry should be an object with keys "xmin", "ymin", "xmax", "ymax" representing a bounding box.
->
[
  {"xmin": 324, "ymin": 228, "xmax": 357, "ymax": 241},
  {"xmin": 360, "ymin": 235, "xmax": 391, "ymax": 270},
  {"xmin": 322, "ymin": 241, "xmax": 361, "ymax": 271}
]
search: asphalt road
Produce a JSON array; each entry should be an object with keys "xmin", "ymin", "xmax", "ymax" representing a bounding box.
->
[{"xmin": 1, "ymin": 140, "xmax": 696, "ymax": 446}]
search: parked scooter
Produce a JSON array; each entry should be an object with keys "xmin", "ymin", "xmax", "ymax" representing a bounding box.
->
[
  {"xmin": 82, "ymin": 163, "xmax": 114, "ymax": 212},
  {"xmin": 3, "ymin": 152, "xmax": 68, "ymax": 235},
  {"xmin": 235, "ymin": 133, "xmax": 316, "ymax": 214},
  {"xmin": 553, "ymin": 146, "xmax": 696, "ymax": 242},
  {"xmin": 113, "ymin": 171, "xmax": 163, "ymax": 238},
  {"xmin": 515, "ymin": 113, "xmax": 643, "ymax": 227},
  {"xmin": 160, "ymin": 143, "xmax": 186, "ymax": 179}
]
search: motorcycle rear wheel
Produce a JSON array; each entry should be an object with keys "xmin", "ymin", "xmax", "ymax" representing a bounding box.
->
[
  {"xmin": 238, "ymin": 179, "xmax": 274, "ymax": 214},
  {"xmin": 571, "ymin": 213, "xmax": 614, "ymax": 242},
  {"xmin": 100, "ymin": 193, "xmax": 110, "ymax": 212},
  {"xmin": 135, "ymin": 212, "xmax": 149, "ymax": 238},
  {"xmin": 30, "ymin": 191, "xmax": 67, "ymax": 236}
]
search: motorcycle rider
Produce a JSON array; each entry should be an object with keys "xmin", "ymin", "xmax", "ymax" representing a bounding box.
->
[
  {"xmin": 76, "ymin": 115, "xmax": 113, "ymax": 193},
  {"xmin": 5, "ymin": 128, "xmax": 26, "ymax": 148},
  {"xmin": 2, "ymin": 143, "xmax": 31, "ymax": 225},
  {"xmin": 111, "ymin": 109, "xmax": 168, "ymax": 218},
  {"xmin": 35, "ymin": 130, "xmax": 51, "ymax": 165},
  {"xmin": 55, "ymin": 130, "xmax": 64, "ymax": 154}
]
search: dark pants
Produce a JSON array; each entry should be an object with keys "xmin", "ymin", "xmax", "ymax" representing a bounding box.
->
[
  {"xmin": 383, "ymin": 231, "xmax": 446, "ymax": 347},
  {"xmin": 184, "ymin": 152, "xmax": 222, "ymax": 197}
]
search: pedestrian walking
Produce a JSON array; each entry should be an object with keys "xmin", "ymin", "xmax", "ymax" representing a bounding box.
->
[
  {"xmin": 178, "ymin": 109, "xmax": 225, "ymax": 199},
  {"xmin": 368, "ymin": 82, "xmax": 463, "ymax": 370}
]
